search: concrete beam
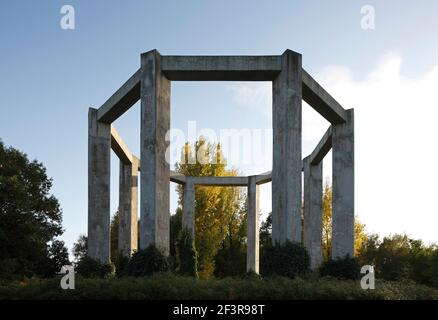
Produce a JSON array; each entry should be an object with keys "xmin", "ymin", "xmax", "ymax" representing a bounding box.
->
[
  {"xmin": 97, "ymin": 69, "xmax": 141, "ymax": 124},
  {"xmin": 302, "ymin": 69, "xmax": 348, "ymax": 125},
  {"xmin": 247, "ymin": 176, "xmax": 260, "ymax": 273},
  {"xmin": 140, "ymin": 49, "xmax": 171, "ymax": 255},
  {"xmin": 88, "ymin": 108, "xmax": 111, "ymax": 262},
  {"xmin": 161, "ymin": 55, "xmax": 281, "ymax": 81},
  {"xmin": 332, "ymin": 109, "xmax": 355, "ymax": 258},
  {"xmin": 182, "ymin": 177, "xmax": 195, "ymax": 239},
  {"xmin": 191, "ymin": 176, "xmax": 248, "ymax": 186},
  {"xmin": 272, "ymin": 49, "xmax": 303, "ymax": 244},
  {"xmin": 118, "ymin": 156, "xmax": 139, "ymax": 257},
  {"xmin": 309, "ymin": 126, "xmax": 333, "ymax": 165},
  {"xmin": 110, "ymin": 126, "xmax": 133, "ymax": 164},
  {"xmin": 303, "ymin": 157, "xmax": 323, "ymax": 269},
  {"xmin": 255, "ymin": 171, "xmax": 272, "ymax": 185},
  {"xmin": 170, "ymin": 170, "xmax": 186, "ymax": 185}
]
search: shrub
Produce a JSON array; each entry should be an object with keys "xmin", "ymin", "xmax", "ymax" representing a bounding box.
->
[
  {"xmin": 76, "ymin": 256, "xmax": 115, "ymax": 278},
  {"xmin": 261, "ymin": 241, "xmax": 310, "ymax": 278},
  {"xmin": 127, "ymin": 245, "xmax": 169, "ymax": 277},
  {"xmin": 319, "ymin": 255, "xmax": 360, "ymax": 280},
  {"xmin": 177, "ymin": 228, "xmax": 198, "ymax": 277},
  {"xmin": 114, "ymin": 254, "xmax": 130, "ymax": 278}
]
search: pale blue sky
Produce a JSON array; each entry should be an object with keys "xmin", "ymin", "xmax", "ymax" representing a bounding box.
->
[{"xmin": 1, "ymin": 0, "xmax": 438, "ymax": 254}]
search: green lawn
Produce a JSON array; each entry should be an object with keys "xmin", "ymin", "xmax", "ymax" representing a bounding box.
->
[{"xmin": 1, "ymin": 273, "xmax": 437, "ymax": 300}]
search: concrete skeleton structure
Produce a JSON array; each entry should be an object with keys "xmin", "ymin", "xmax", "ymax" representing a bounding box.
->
[{"xmin": 88, "ymin": 49, "xmax": 354, "ymax": 273}]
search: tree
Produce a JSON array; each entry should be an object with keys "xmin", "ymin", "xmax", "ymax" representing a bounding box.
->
[
  {"xmin": 0, "ymin": 140, "xmax": 66, "ymax": 277},
  {"xmin": 110, "ymin": 210, "xmax": 119, "ymax": 263},
  {"xmin": 72, "ymin": 234, "xmax": 88, "ymax": 263},
  {"xmin": 174, "ymin": 138, "xmax": 246, "ymax": 278},
  {"xmin": 259, "ymin": 180, "xmax": 367, "ymax": 262},
  {"xmin": 321, "ymin": 180, "xmax": 367, "ymax": 260}
]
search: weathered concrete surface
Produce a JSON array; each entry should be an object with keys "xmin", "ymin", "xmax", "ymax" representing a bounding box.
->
[
  {"xmin": 111, "ymin": 126, "xmax": 133, "ymax": 164},
  {"xmin": 302, "ymin": 69, "xmax": 347, "ymax": 125},
  {"xmin": 118, "ymin": 156, "xmax": 139, "ymax": 257},
  {"xmin": 272, "ymin": 49, "xmax": 302, "ymax": 244},
  {"xmin": 303, "ymin": 157, "xmax": 323, "ymax": 269},
  {"xmin": 140, "ymin": 49, "xmax": 171, "ymax": 255},
  {"xmin": 182, "ymin": 177, "xmax": 195, "ymax": 238},
  {"xmin": 97, "ymin": 69, "xmax": 141, "ymax": 124},
  {"xmin": 310, "ymin": 126, "xmax": 333, "ymax": 165},
  {"xmin": 247, "ymin": 176, "xmax": 260, "ymax": 273},
  {"xmin": 191, "ymin": 176, "xmax": 248, "ymax": 186},
  {"xmin": 332, "ymin": 109, "xmax": 355, "ymax": 258},
  {"xmin": 88, "ymin": 108, "xmax": 111, "ymax": 262},
  {"xmin": 162, "ymin": 55, "xmax": 281, "ymax": 81}
]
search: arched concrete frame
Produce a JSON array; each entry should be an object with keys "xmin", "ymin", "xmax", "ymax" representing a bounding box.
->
[{"xmin": 88, "ymin": 49, "xmax": 354, "ymax": 265}]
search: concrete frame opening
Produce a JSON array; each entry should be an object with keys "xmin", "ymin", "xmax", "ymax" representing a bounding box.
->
[{"xmin": 88, "ymin": 49, "xmax": 355, "ymax": 274}]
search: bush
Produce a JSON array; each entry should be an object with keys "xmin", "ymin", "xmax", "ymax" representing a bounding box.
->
[
  {"xmin": 76, "ymin": 256, "xmax": 115, "ymax": 278},
  {"xmin": 114, "ymin": 254, "xmax": 130, "ymax": 278},
  {"xmin": 261, "ymin": 241, "xmax": 310, "ymax": 278},
  {"xmin": 177, "ymin": 228, "xmax": 198, "ymax": 277},
  {"xmin": 319, "ymin": 255, "xmax": 360, "ymax": 280},
  {"xmin": 127, "ymin": 245, "xmax": 169, "ymax": 277}
]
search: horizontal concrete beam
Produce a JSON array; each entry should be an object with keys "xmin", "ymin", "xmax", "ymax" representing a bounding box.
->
[
  {"xmin": 161, "ymin": 55, "xmax": 281, "ymax": 81},
  {"xmin": 309, "ymin": 126, "xmax": 333, "ymax": 165},
  {"xmin": 170, "ymin": 171, "xmax": 186, "ymax": 185},
  {"xmin": 97, "ymin": 69, "xmax": 141, "ymax": 124},
  {"xmin": 191, "ymin": 176, "xmax": 249, "ymax": 186},
  {"xmin": 255, "ymin": 171, "xmax": 272, "ymax": 184},
  {"xmin": 302, "ymin": 69, "xmax": 348, "ymax": 125},
  {"xmin": 111, "ymin": 126, "xmax": 133, "ymax": 164}
]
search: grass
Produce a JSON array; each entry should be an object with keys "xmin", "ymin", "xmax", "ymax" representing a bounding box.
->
[{"xmin": 0, "ymin": 273, "xmax": 437, "ymax": 300}]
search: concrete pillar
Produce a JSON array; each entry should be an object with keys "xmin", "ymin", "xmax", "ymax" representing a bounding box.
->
[
  {"xmin": 118, "ymin": 157, "xmax": 139, "ymax": 257},
  {"xmin": 88, "ymin": 108, "xmax": 111, "ymax": 262},
  {"xmin": 272, "ymin": 49, "xmax": 302, "ymax": 244},
  {"xmin": 182, "ymin": 177, "xmax": 195, "ymax": 238},
  {"xmin": 140, "ymin": 50, "xmax": 171, "ymax": 255},
  {"xmin": 303, "ymin": 157, "xmax": 323, "ymax": 269},
  {"xmin": 247, "ymin": 176, "xmax": 260, "ymax": 273},
  {"xmin": 332, "ymin": 109, "xmax": 355, "ymax": 258}
]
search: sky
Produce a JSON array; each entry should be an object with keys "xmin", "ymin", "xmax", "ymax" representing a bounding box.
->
[{"xmin": 1, "ymin": 0, "xmax": 438, "ymax": 255}]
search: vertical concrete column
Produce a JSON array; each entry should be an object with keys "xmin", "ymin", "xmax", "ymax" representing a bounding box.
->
[
  {"xmin": 88, "ymin": 108, "xmax": 111, "ymax": 262},
  {"xmin": 247, "ymin": 176, "xmax": 260, "ymax": 273},
  {"xmin": 332, "ymin": 109, "xmax": 355, "ymax": 258},
  {"xmin": 272, "ymin": 49, "xmax": 302, "ymax": 244},
  {"xmin": 140, "ymin": 50, "xmax": 171, "ymax": 255},
  {"xmin": 182, "ymin": 177, "xmax": 195, "ymax": 239},
  {"xmin": 303, "ymin": 157, "xmax": 323, "ymax": 269},
  {"xmin": 118, "ymin": 156, "xmax": 139, "ymax": 257}
]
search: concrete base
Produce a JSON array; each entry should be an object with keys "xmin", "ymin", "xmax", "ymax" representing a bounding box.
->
[
  {"xmin": 118, "ymin": 157, "xmax": 139, "ymax": 257},
  {"xmin": 140, "ymin": 50, "xmax": 171, "ymax": 255},
  {"xmin": 272, "ymin": 50, "xmax": 302, "ymax": 244},
  {"xmin": 303, "ymin": 157, "xmax": 323, "ymax": 269},
  {"xmin": 182, "ymin": 177, "xmax": 195, "ymax": 238},
  {"xmin": 247, "ymin": 176, "xmax": 260, "ymax": 273},
  {"xmin": 88, "ymin": 108, "xmax": 111, "ymax": 262},
  {"xmin": 332, "ymin": 109, "xmax": 355, "ymax": 258}
]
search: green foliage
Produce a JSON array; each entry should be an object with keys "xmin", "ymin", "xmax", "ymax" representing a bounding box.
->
[
  {"xmin": 1, "ymin": 274, "xmax": 437, "ymax": 300},
  {"xmin": 176, "ymin": 228, "xmax": 198, "ymax": 277},
  {"xmin": 261, "ymin": 241, "xmax": 310, "ymax": 278},
  {"xmin": 110, "ymin": 211, "xmax": 119, "ymax": 264},
  {"xmin": 319, "ymin": 255, "xmax": 360, "ymax": 280},
  {"xmin": 0, "ymin": 140, "xmax": 65, "ymax": 278},
  {"xmin": 174, "ymin": 139, "xmax": 246, "ymax": 278},
  {"xmin": 72, "ymin": 235, "xmax": 87, "ymax": 263},
  {"xmin": 127, "ymin": 246, "xmax": 169, "ymax": 277},
  {"xmin": 358, "ymin": 233, "xmax": 438, "ymax": 288},
  {"xmin": 114, "ymin": 254, "xmax": 130, "ymax": 278},
  {"xmin": 76, "ymin": 256, "xmax": 115, "ymax": 278}
]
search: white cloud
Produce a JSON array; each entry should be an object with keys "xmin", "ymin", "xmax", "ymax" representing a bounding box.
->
[{"xmin": 229, "ymin": 54, "xmax": 438, "ymax": 244}]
